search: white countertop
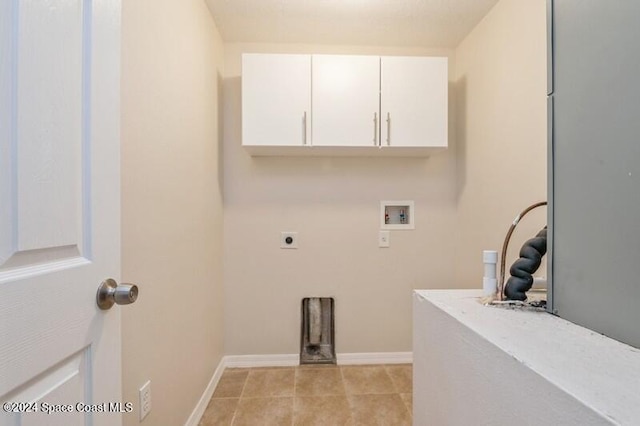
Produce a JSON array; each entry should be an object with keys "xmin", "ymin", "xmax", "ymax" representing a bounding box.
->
[{"xmin": 415, "ymin": 289, "xmax": 640, "ymax": 425}]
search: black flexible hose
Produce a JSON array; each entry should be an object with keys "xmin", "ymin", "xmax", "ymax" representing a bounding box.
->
[
  {"xmin": 498, "ymin": 201, "xmax": 547, "ymax": 299},
  {"xmin": 504, "ymin": 227, "xmax": 547, "ymax": 301}
]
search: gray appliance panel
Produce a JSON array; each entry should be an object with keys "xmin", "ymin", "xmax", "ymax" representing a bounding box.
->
[{"xmin": 550, "ymin": 0, "xmax": 640, "ymax": 348}]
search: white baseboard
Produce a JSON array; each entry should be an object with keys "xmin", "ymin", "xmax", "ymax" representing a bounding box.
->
[
  {"xmin": 186, "ymin": 352, "xmax": 413, "ymax": 425},
  {"xmin": 184, "ymin": 356, "xmax": 227, "ymax": 426},
  {"xmin": 224, "ymin": 353, "xmax": 299, "ymax": 368},
  {"xmin": 337, "ymin": 352, "xmax": 413, "ymax": 365},
  {"xmin": 223, "ymin": 352, "xmax": 413, "ymax": 369}
]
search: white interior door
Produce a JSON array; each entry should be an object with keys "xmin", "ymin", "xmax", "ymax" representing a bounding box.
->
[{"xmin": 0, "ymin": 1, "xmax": 123, "ymax": 425}]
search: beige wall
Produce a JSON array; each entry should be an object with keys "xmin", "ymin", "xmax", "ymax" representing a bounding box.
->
[
  {"xmin": 454, "ymin": 0, "xmax": 548, "ymax": 287},
  {"xmin": 222, "ymin": 0, "xmax": 547, "ymax": 356},
  {"xmin": 120, "ymin": 0, "xmax": 224, "ymax": 425},
  {"xmin": 222, "ymin": 43, "xmax": 458, "ymax": 355},
  {"xmin": 116, "ymin": 0, "xmax": 547, "ymax": 419}
]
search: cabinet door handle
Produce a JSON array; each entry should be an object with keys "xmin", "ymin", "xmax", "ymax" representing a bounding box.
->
[
  {"xmin": 386, "ymin": 112, "xmax": 391, "ymax": 146},
  {"xmin": 303, "ymin": 111, "xmax": 308, "ymax": 145},
  {"xmin": 373, "ymin": 112, "xmax": 378, "ymax": 146}
]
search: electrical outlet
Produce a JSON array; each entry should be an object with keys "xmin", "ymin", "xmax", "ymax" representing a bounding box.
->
[
  {"xmin": 281, "ymin": 232, "xmax": 298, "ymax": 249},
  {"xmin": 139, "ymin": 380, "xmax": 151, "ymax": 421},
  {"xmin": 379, "ymin": 230, "xmax": 390, "ymax": 248}
]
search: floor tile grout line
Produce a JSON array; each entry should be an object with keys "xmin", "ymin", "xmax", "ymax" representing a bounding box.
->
[
  {"xmin": 291, "ymin": 367, "xmax": 297, "ymax": 426},
  {"xmin": 337, "ymin": 365, "xmax": 356, "ymax": 424},
  {"xmin": 384, "ymin": 364, "xmax": 401, "ymax": 394},
  {"xmin": 389, "ymin": 364, "xmax": 413, "ymax": 417},
  {"xmin": 228, "ymin": 398, "xmax": 239, "ymax": 426},
  {"xmin": 339, "ymin": 364, "xmax": 357, "ymax": 421},
  {"xmin": 401, "ymin": 393, "xmax": 412, "ymax": 418},
  {"xmin": 229, "ymin": 367, "xmax": 250, "ymax": 426}
]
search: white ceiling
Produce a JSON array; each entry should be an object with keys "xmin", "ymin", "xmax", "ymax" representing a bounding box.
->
[{"xmin": 205, "ymin": 0, "xmax": 499, "ymax": 48}]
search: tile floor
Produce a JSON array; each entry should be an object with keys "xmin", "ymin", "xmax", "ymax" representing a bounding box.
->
[{"xmin": 198, "ymin": 364, "xmax": 412, "ymax": 426}]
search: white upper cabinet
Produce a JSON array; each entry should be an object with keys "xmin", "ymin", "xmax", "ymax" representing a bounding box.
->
[
  {"xmin": 312, "ymin": 55, "xmax": 381, "ymax": 147},
  {"xmin": 380, "ymin": 56, "xmax": 448, "ymax": 148},
  {"xmin": 242, "ymin": 53, "xmax": 311, "ymax": 146},
  {"xmin": 241, "ymin": 53, "xmax": 448, "ymax": 156}
]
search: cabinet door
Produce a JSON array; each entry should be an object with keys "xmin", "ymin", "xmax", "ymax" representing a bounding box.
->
[
  {"xmin": 312, "ymin": 55, "xmax": 380, "ymax": 147},
  {"xmin": 242, "ymin": 54, "xmax": 311, "ymax": 146},
  {"xmin": 381, "ymin": 56, "xmax": 448, "ymax": 147}
]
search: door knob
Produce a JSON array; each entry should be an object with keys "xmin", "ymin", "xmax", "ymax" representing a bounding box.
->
[{"xmin": 97, "ymin": 278, "xmax": 139, "ymax": 310}]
